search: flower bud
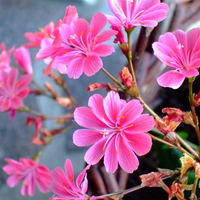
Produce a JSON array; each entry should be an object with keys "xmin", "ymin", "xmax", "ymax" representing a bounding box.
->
[
  {"xmin": 87, "ymin": 83, "xmax": 108, "ymax": 91},
  {"xmin": 164, "ymin": 132, "xmax": 178, "ymax": 144}
]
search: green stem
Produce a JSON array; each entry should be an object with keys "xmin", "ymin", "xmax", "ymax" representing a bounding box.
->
[
  {"xmin": 18, "ymin": 106, "xmax": 73, "ymax": 120},
  {"xmin": 188, "ymin": 80, "xmax": 200, "ymax": 145},
  {"xmin": 32, "ymin": 79, "xmax": 54, "ymax": 98},
  {"xmin": 101, "ymin": 67, "xmax": 125, "ymax": 89},
  {"xmin": 176, "ymin": 134, "xmax": 198, "ymax": 158},
  {"xmin": 137, "ymin": 95, "xmax": 161, "ymax": 120},
  {"xmin": 94, "ymin": 176, "xmax": 171, "ymax": 199},
  {"xmin": 126, "ymin": 30, "xmax": 136, "ymax": 82}
]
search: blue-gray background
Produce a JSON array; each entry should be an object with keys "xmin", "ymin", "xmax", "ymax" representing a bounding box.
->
[{"xmin": 0, "ymin": 0, "xmax": 126, "ymax": 199}]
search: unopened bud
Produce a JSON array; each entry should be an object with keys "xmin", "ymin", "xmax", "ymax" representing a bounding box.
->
[
  {"xmin": 56, "ymin": 97, "xmax": 72, "ymax": 108},
  {"xmin": 87, "ymin": 83, "xmax": 108, "ymax": 91},
  {"xmin": 119, "ymin": 67, "xmax": 134, "ymax": 89},
  {"xmin": 44, "ymin": 81, "xmax": 58, "ymax": 98},
  {"xmin": 164, "ymin": 132, "xmax": 178, "ymax": 144},
  {"xmin": 183, "ymin": 111, "xmax": 195, "ymax": 127}
]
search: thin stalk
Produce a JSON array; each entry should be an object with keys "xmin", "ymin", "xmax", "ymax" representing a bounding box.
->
[
  {"xmin": 94, "ymin": 176, "xmax": 171, "ymax": 199},
  {"xmin": 188, "ymin": 80, "xmax": 200, "ymax": 145},
  {"xmin": 189, "ymin": 178, "xmax": 198, "ymax": 200},
  {"xmin": 32, "ymin": 79, "xmax": 54, "ymax": 98},
  {"xmin": 126, "ymin": 30, "xmax": 136, "ymax": 82},
  {"xmin": 18, "ymin": 106, "xmax": 73, "ymax": 120},
  {"xmin": 101, "ymin": 67, "xmax": 125, "ymax": 88},
  {"xmin": 176, "ymin": 134, "xmax": 199, "ymax": 158}
]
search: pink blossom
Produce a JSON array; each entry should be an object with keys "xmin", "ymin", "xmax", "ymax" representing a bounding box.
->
[
  {"xmin": 14, "ymin": 46, "xmax": 33, "ymax": 74},
  {"xmin": 0, "ymin": 68, "xmax": 31, "ymax": 112},
  {"xmin": 24, "ymin": 22, "xmax": 55, "ymax": 48},
  {"xmin": 152, "ymin": 28, "xmax": 200, "ymax": 89},
  {"xmin": 36, "ymin": 12, "xmax": 117, "ymax": 78},
  {"xmin": 0, "ymin": 43, "xmax": 14, "ymax": 71},
  {"xmin": 35, "ymin": 6, "xmax": 79, "ymax": 76},
  {"xmin": 73, "ymin": 91, "xmax": 155, "ymax": 173},
  {"xmin": 105, "ymin": 0, "xmax": 169, "ymax": 31},
  {"xmin": 50, "ymin": 159, "xmax": 90, "ymax": 200},
  {"xmin": 3, "ymin": 158, "xmax": 52, "ymax": 196}
]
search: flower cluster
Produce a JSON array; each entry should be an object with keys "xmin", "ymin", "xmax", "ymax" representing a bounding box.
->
[{"xmin": 3, "ymin": 0, "xmax": 200, "ymax": 199}]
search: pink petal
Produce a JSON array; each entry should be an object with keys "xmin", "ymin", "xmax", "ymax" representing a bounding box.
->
[
  {"xmin": 14, "ymin": 46, "xmax": 33, "ymax": 74},
  {"xmin": 116, "ymin": 136, "xmax": 139, "ymax": 173},
  {"xmin": 62, "ymin": 6, "xmax": 78, "ymax": 25},
  {"xmin": 105, "ymin": 14, "xmax": 122, "ymax": 27},
  {"xmin": 17, "ymin": 88, "xmax": 30, "ymax": 99},
  {"xmin": 126, "ymin": 133, "xmax": 152, "ymax": 156},
  {"xmin": 188, "ymin": 28, "xmax": 200, "ymax": 54},
  {"xmin": 83, "ymin": 55, "xmax": 102, "ymax": 76},
  {"xmin": 67, "ymin": 57, "xmax": 85, "ymax": 79},
  {"xmin": 51, "ymin": 168, "xmax": 71, "ymax": 196},
  {"xmin": 90, "ymin": 12, "xmax": 107, "ymax": 38},
  {"xmin": 117, "ymin": 99, "xmax": 143, "ymax": 127},
  {"xmin": 157, "ymin": 70, "xmax": 185, "ymax": 89},
  {"xmin": 179, "ymin": 67, "xmax": 199, "ymax": 78},
  {"xmin": 0, "ymin": 100, "xmax": 11, "ymax": 112},
  {"xmin": 16, "ymin": 74, "xmax": 32, "ymax": 88},
  {"xmin": 7, "ymin": 175, "xmax": 20, "ymax": 187},
  {"xmin": 74, "ymin": 107, "xmax": 106, "ymax": 129},
  {"xmin": 103, "ymin": 91, "xmax": 122, "ymax": 123},
  {"xmin": 125, "ymin": 114, "xmax": 155, "ymax": 133},
  {"xmin": 76, "ymin": 165, "xmax": 90, "ymax": 190},
  {"xmin": 10, "ymin": 97, "xmax": 22, "ymax": 109},
  {"xmin": 65, "ymin": 159, "xmax": 75, "ymax": 185},
  {"xmin": 88, "ymin": 94, "xmax": 112, "ymax": 125},
  {"xmin": 73, "ymin": 129, "xmax": 102, "ymax": 146},
  {"xmin": 95, "ymin": 30, "xmax": 118, "ymax": 44},
  {"xmin": 84, "ymin": 138, "xmax": 107, "ymax": 165},
  {"xmin": 104, "ymin": 137, "xmax": 118, "ymax": 173},
  {"xmin": 94, "ymin": 44, "xmax": 115, "ymax": 57}
]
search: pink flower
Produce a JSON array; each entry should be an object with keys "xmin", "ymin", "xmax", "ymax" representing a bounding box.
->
[
  {"xmin": 0, "ymin": 68, "xmax": 31, "ymax": 112},
  {"xmin": 73, "ymin": 91, "xmax": 155, "ymax": 173},
  {"xmin": 152, "ymin": 28, "xmax": 200, "ymax": 89},
  {"xmin": 14, "ymin": 46, "xmax": 33, "ymax": 74},
  {"xmin": 24, "ymin": 22, "xmax": 55, "ymax": 48},
  {"xmin": 105, "ymin": 0, "xmax": 169, "ymax": 31},
  {"xmin": 0, "ymin": 43, "xmax": 14, "ymax": 71},
  {"xmin": 3, "ymin": 158, "xmax": 52, "ymax": 196},
  {"xmin": 35, "ymin": 6, "xmax": 79, "ymax": 76},
  {"xmin": 50, "ymin": 159, "xmax": 90, "ymax": 200},
  {"xmin": 36, "ymin": 12, "xmax": 117, "ymax": 78}
]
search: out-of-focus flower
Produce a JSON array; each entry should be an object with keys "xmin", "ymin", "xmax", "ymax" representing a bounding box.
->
[
  {"xmin": 87, "ymin": 83, "xmax": 108, "ymax": 91},
  {"xmin": 14, "ymin": 46, "xmax": 33, "ymax": 74},
  {"xmin": 105, "ymin": 0, "xmax": 169, "ymax": 31},
  {"xmin": 37, "ymin": 12, "xmax": 117, "ymax": 78},
  {"xmin": 0, "ymin": 68, "xmax": 31, "ymax": 112},
  {"xmin": 73, "ymin": 91, "xmax": 154, "ymax": 173},
  {"xmin": 26, "ymin": 116, "xmax": 44, "ymax": 145},
  {"xmin": 152, "ymin": 28, "xmax": 200, "ymax": 89},
  {"xmin": 140, "ymin": 172, "xmax": 164, "ymax": 187},
  {"xmin": 50, "ymin": 159, "xmax": 90, "ymax": 200},
  {"xmin": 0, "ymin": 43, "xmax": 14, "ymax": 71},
  {"xmin": 3, "ymin": 158, "xmax": 51, "ymax": 196},
  {"xmin": 24, "ymin": 22, "xmax": 55, "ymax": 48},
  {"xmin": 180, "ymin": 153, "xmax": 195, "ymax": 177},
  {"xmin": 110, "ymin": 24, "xmax": 126, "ymax": 44},
  {"xmin": 155, "ymin": 107, "xmax": 186, "ymax": 135},
  {"xmin": 168, "ymin": 181, "xmax": 192, "ymax": 200}
]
